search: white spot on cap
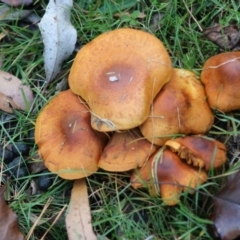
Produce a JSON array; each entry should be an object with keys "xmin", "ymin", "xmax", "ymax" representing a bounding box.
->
[{"xmin": 109, "ymin": 75, "xmax": 119, "ymax": 82}]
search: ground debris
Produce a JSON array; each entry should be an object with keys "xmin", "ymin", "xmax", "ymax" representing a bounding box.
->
[
  {"xmin": 203, "ymin": 24, "xmax": 240, "ymax": 50},
  {"xmin": 208, "ymin": 170, "xmax": 240, "ymax": 240},
  {"xmin": 0, "ymin": 185, "xmax": 24, "ymax": 240}
]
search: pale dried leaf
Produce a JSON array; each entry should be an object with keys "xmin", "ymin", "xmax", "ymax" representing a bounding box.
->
[
  {"xmin": 0, "ymin": 0, "xmax": 33, "ymax": 7},
  {"xmin": 27, "ymin": 180, "xmax": 40, "ymax": 195},
  {"xmin": 0, "ymin": 5, "xmax": 31, "ymax": 20},
  {"xmin": 39, "ymin": 0, "xmax": 77, "ymax": 82},
  {"xmin": 66, "ymin": 179, "xmax": 97, "ymax": 240},
  {"xmin": 0, "ymin": 32, "xmax": 6, "ymax": 41},
  {"xmin": 0, "ymin": 92, "xmax": 18, "ymax": 113},
  {"xmin": 0, "ymin": 186, "xmax": 24, "ymax": 240},
  {"xmin": 0, "ymin": 71, "xmax": 34, "ymax": 113}
]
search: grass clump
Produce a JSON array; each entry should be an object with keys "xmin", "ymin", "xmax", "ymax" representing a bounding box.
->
[{"xmin": 0, "ymin": 0, "xmax": 240, "ymax": 239}]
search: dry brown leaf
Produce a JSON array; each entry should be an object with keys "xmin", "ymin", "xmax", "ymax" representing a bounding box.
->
[
  {"xmin": 203, "ymin": 24, "xmax": 240, "ymax": 50},
  {"xmin": 0, "ymin": 185, "xmax": 24, "ymax": 240},
  {"xmin": 0, "ymin": 70, "xmax": 34, "ymax": 113},
  {"xmin": 208, "ymin": 170, "xmax": 240, "ymax": 239},
  {"xmin": 66, "ymin": 179, "xmax": 97, "ymax": 240}
]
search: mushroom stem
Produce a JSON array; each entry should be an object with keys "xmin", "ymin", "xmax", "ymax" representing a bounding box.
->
[{"xmin": 66, "ymin": 179, "xmax": 97, "ymax": 240}]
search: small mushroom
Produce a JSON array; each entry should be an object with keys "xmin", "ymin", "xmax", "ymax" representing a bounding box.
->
[
  {"xmin": 131, "ymin": 148, "xmax": 208, "ymax": 205},
  {"xmin": 165, "ymin": 136, "xmax": 227, "ymax": 170},
  {"xmin": 35, "ymin": 90, "xmax": 108, "ymax": 238},
  {"xmin": 69, "ymin": 28, "xmax": 172, "ymax": 132},
  {"xmin": 140, "ymin": 68, "xmax": 214, "ymax": 146},
  {"xmin": 34, "ymin": 89, "xmax": 108, "ymax": 180},
  {"xmin": 201, "ymin": 52, "xmax": 240, "ymax": 112},
  {"xmin": 98, "ymin": 128, "xmax": 158, "ymax": 172}
]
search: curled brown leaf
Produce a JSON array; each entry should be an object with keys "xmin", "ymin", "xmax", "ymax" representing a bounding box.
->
[
  {"xmin": 0, "ymin": 185, "xmax": 24, "ymax": 240},
  {"xmin": 203, "ymin": 24, "xmax": 240, "ymax": 50},
  {"xmin": 208, "ymin": 170, "xmax": 240, "ymax": 239}
]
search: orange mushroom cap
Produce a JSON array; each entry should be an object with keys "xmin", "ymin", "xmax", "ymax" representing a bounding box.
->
[
  {"xmin": 98, "ymin": 128, "xmax": 158, "ymax": 172},
  {"xmin": 140, "ymin": 68, "xmax": 214, "ymax": 146},
  {"xmin": 165, "ymin": 136, "xmax": 227, "ymax": 170},
  {"xmin": 34, "ymin": 90, "xmax": 108, "ymax": 180},
  {"xmin": 201, "ymin": 52, "xmax": 240, "ymax": 112},
  {"xmin": 131, "ymin": 148, "xmax": 207, "ymax": 205},
  {"xmin": 69, "ymin": 28, "xmax": 172, "ymax": 132}
]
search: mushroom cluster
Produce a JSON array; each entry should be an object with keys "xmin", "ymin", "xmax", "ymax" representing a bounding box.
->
[
  {"xmin": 35, "ymin": 28, "xmax": 230, "ymax": 206},
  {"xmin": 131, "ymin": 136, "xmax": 226, "ymax": 205}
]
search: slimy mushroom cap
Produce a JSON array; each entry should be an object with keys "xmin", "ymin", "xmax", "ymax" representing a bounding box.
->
[
  {"xmin": 69, "ymin": 28, "xmax": 172, "ymax": 132},
  {"xmin": 201, "ymin": 52, "xmax": 240, "ymax": 112},
  {"xmin": 35, "ymin": 90, "xmax": 108, "ymax": 180}
]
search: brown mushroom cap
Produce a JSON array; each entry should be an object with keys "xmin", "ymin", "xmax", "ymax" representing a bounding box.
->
[
  {"xmin": 98, "ymin": 128, "xmax": 158, "ymax": 172},
  {"xmin": 69, "ymin": 28, "xmax": 172, "ymax": 132},
  {"xmin": 34, "ymin": 90, "xmax": 108, "ymax": 180},
  {"xmin": 165, "ymin": 136, "xmax": 227, "ymax": 170},
  {"xmin": 201, "ymin": 52, "xmax": 240, "ymax": 112},
  {"xmin": 131, "ymin": 148, "xmax": 208, "ymax": 205},
  {"xmin": 140, "ymin": 68, "xmax": 214, "ymax": 146}
]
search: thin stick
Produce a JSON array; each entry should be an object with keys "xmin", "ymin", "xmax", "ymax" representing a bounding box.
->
[
  {"xmin": 26, "ymin": 197, "xmax": 53, "ymax": 240},
  {"xmin": 183, "ymin": 0, "xmax": 203, "ymax": 32},
  {"xmin": 40, "ymin": 205, "xmax": 67, "ymax": 240},
  {"xmin": 203, "ymin": 57, "xmax": 240, "ymax": 70},
  {"xmin": 0, "ymin": 138, "xmax": 5, "ymax": 184}
]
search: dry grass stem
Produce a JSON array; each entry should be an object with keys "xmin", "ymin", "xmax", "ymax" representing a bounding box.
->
[
  {"xmin": 26, "ymin": 197, "xmax": 53, "ymax": 240},
  {"xmin": 203, "ymin": 57, "xmax": 240, "ymax": 70}
]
